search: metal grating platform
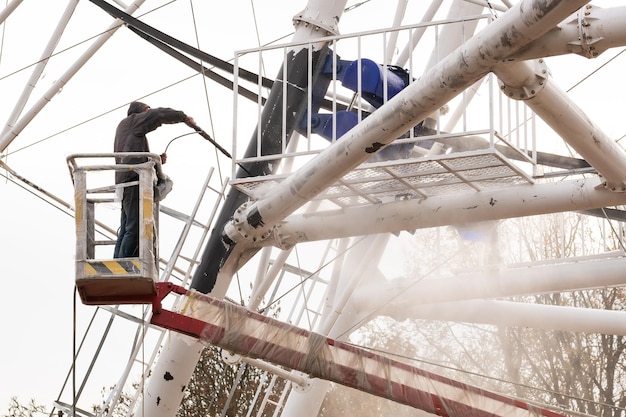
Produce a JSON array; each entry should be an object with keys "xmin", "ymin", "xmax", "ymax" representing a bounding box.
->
[{"xmin": 231, "ymin": 149, "xmax": 535, "ymax": 209}]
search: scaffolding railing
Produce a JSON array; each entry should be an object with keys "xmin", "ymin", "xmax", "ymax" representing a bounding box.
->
[{"xmin": 231, "ymin": 14, "xmax": 537, "ymax": 185}]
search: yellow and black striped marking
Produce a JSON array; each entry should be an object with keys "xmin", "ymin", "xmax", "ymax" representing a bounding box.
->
[{"xmin": 85, "ymin": 259, "xmax": 141, "ymax": 276}]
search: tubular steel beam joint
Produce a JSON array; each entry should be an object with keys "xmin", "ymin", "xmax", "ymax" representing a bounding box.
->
[{"xmin": 498, "ymin": 58, "xmax": 549, "ymax": 100}]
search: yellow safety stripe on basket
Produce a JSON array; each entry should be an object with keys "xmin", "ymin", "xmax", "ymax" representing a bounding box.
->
[{"xmin": 84, "ymin": 259, "xmax": 141, "ymax": 276}]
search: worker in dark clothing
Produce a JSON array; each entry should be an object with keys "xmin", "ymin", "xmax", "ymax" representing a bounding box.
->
[{"xmin": 113, "ymin": 101, "xmax": 194, "ymax": 258}]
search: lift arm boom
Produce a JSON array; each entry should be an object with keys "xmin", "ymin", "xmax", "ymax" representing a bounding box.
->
[{"xmin": 151, "ymin": 283, "xmax": 566, "ymax": 417}]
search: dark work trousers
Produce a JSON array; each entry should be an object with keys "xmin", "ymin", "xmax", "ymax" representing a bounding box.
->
[{"xmin": 114, "ymin": 184, "xmax": 140, "ymax": 258}]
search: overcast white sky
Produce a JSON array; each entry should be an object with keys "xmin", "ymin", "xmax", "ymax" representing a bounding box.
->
[{"xmin": 1, "ymin": 0, "xmax": 626, "ymax": 414}]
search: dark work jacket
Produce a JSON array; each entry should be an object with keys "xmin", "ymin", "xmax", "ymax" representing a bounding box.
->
[{"xmin": 114, "ymin": 107, "xmax": 187, "ymax": 184}]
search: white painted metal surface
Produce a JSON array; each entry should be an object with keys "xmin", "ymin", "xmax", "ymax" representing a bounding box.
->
[{"xmin": 223, "ymin": 0, "xmax": 592, "ymax": 246}]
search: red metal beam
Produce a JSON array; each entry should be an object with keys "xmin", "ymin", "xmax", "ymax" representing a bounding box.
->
[{"xmin": 150, "ymin": 283, "xmax": 566, "ymax": 417}]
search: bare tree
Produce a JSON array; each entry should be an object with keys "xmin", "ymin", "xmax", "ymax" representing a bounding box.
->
[
  {"xmin": 334, "ymin": 212, "xmax": 626, "ymax": 416},
  {"xmin": 2, "ymin": 397, "xmax": 47, "ymax": 417}
]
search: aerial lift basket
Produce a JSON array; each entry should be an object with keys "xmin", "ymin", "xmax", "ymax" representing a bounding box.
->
[{"xmin": 67, "ymin": 153, "xmax": 162, "ymax": 305}]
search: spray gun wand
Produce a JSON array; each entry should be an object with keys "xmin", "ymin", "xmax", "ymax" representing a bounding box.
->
[
  {"xmin": 184, "ymin": 121, "xmax": 253, "ymax": 176},
  {"xmin": 185, "ymin": 121, "xmax": 232, "ymax": 159}
]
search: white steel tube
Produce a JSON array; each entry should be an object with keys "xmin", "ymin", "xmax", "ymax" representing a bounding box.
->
[
  {"xmin": 280, "ymin": 379, "xmax": 331, "ymax": 417},
  {"xmin": 495, "ymin": 59, "xmax": 626, "ymax": 191},
  {"xmin": 133, "ymin": 333, "xmax": 205, "ymax": 417},
  {"xmin": 423, "ymin": 0, "xmax": 483, "ymax": 71},
  {"xmin": 381, "ymin": 299, "xmax": 626, "ymax": 336},
  {"xmin": 224, "ymin": 0, "xmax": 592, "ymax": 245},
  {"xmin": 318, "ymin": 234, "xmax": 389, "ymax": 335},
  {"xmin": 248, "ymin": 248, "xmax": 292, "ymax": 311},
  {"xmin": 249, "ymin": 247, "xmax": 273, "ymax": 307},
  {"xmin": 241, "ymin": 357, "xmax": 309, "ymax": 387},
  {"xmin": 1, "ymin": 0, "xmax": 79, "ymax": 138},
  {"xmin": 271, "ymin": 177, "xmax": 626, "ymax": 248},
  {"xmin": 508, "ymin": 5, "xmax": 626, "ymax": 61},
  {"xmin": 0, "ymin": 0, "xmax": 23, "ymax": 24},
  {"xmin": 0, "ymin": 0, "xmax": 148, "ymax": 153},
  {"xmin": 394, "ymin": 0, "xmax": 444, "ymax": 67},
  {"xmin": 384, "ymin": 0, "xmax": 409, "ymax": 65},
  {"xmin": 317, "ymin": 238, "xmax": 350, "ymax": 331},
  {"xmin": 351, "ymin": 254, "xmax": 626, "ymax": 318},
  {"xmin": 291, "ymin": 0, "xmax": 346, "ymax": 45}
]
